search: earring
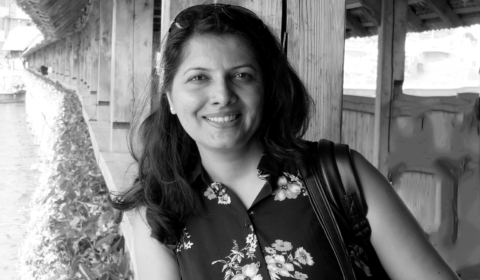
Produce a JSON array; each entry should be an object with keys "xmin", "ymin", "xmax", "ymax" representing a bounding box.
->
[{"xmin": 170, "ymin": 107, "xmax": 176, "ymax": 115}]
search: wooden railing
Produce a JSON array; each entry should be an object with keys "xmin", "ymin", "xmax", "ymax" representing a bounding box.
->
[{"xmin": 341, "ymin": 92, "xmax": 479, "ymax": 271}]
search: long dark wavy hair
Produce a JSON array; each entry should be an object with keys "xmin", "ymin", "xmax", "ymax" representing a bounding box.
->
[{"xmin": 109, "ymin": 4, "xmax": 313, "ymax": 245}]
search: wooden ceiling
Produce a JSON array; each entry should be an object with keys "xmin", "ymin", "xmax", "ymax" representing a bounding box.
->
[
  {"xmin": 346, "ymin": 0, "xmax": 480, "ymax": 38},
  {"xmin": 16, "ymin": 0, "xmax": 480, "ymax": 51},
  {"xmin": 16, "ymin": 0, "xmax": 91, "ymax": 41}
]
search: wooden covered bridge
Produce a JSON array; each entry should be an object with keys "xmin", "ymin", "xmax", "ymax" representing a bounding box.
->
[{"xmin": 17, "ymin": 0, "xmax": 480, "ymax": 277}]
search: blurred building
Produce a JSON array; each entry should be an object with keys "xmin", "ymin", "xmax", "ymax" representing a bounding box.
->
[{"xmin": 0, "ymin": 0, "xmax": 31, "ymax": 66}]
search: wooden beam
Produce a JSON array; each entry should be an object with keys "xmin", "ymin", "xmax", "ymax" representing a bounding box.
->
[
  {"xmin": 287, "ymin": 0, "xmax": 345, "ymax": 142},
  {"xmin": 423, "ymin": 0, "xmax": 464, "ymax": 28},
  {"xmin": 65, "ymin": 36, "xmax": 72, "ymax": 83},
  {"xmin": 160, "ymin": 0, "xmax": 206, "ymax": 40},
  {"xmin": 72, "ymin": 32, "xmax": 80, "ymax": 84},
  {"xmin": 359, "ymin": 0, "xmax": 381, "ymax": 27},
  {"xmin": 221, "ymin": 0, "xmax": 282, "ymax": 39},
  {"xmin": 110, "ymin": 0, "xmax": 135, "ymax": 152},
  {"xmin": 346, "ymin": 10, "xmax": 370, "ymax": 37},
  {"xmin": 373, "ymin": 0, "xmax": 408, "ymax": 176},
  {"xmin": 98, "ymin": 0, "xmax": 113, "ymax": 122},
  {"xmin": 79, "ymin": 30, "xmax": 86, "ymax": 96},
  {"xmin": 89, "ymin": 0, "xmax": 100, "ymax": 108},
  {"xmin": 360, "ymin": 7, "xmax": 380, "ymax": 27},
  {"xmin": 347, "ymin": 0, "xmax": 423, "ymax": 9},
  {"xmin": 407, "ymin": 6, "xmax": 426, "ymax": 32},
  {"xmin": 133, "ymin": 0, "xmax": 154, "ymax": 103}
]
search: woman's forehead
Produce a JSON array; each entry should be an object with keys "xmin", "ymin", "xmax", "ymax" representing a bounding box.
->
[{"xmin": 178, "ymin": 34, "xmax": 259, "ymax": 70}]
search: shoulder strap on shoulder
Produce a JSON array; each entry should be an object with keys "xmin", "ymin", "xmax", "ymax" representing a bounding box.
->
[
  {"xmin": 301, "ymin": 140, "xmax": 357, "ymax": 280},
  {"xmin": 330, "ymin": 141, "xmax": 371, "ymax": 240}
]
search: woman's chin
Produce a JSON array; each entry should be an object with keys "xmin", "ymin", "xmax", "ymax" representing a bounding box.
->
[{"xmin": 196, "ymin": 138, "xmax": 257, "ymax": 154}]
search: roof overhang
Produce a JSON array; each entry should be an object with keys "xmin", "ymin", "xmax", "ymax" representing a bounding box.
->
[{"xmin": 15, "ymin": 0, "xmax": 92, "ymax": 56}]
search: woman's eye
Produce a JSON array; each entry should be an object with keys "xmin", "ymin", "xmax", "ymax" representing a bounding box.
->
[
  {"xmin": 189, "ymin": 75, "xmax": 207, "ymax": 81},
  {"xmin": 233, "ymin": 73, "xmax": 253, "ymax": 80}
]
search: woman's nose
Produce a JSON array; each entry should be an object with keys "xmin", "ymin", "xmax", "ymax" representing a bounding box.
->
[{"xmin": 210, "ymin": 79, "xmax": 237, "ymax": 106}]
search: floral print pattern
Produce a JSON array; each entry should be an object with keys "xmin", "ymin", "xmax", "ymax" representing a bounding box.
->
[
  {"xmin": 204, "ymin": 182, "xmax": 231, "ymax": 205},
  {"xmin": 176, "ymin": 228, "xmax": 193, "ymax": 252},
  {"xmin": 264, "ymin": 240, "xmax": 314, "ymax": 280},
  {"xmin": 257, "ymin": 168, "xmax": 270, "ymax": 180},
  {"xmin": 178, "ymin": 156, "xmax": 359, "ymax": 279},
  {"xmin": 231, "ymin": 263, "xmax": 263, "ymax": 280},
  {"xmin": 212, "ymin": 233, "xmax": 259, "ymax": 280},
  {"xmin": 272, "ymin": 172, "xmax": 308, "ymax": 201}
]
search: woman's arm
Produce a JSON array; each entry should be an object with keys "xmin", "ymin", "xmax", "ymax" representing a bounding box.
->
[
  {"xmin": 130, "ymin": 207, "xmax": 181, "ymax": 280},
  {"xmin": 351, "ymin": 150, "xmax": 459, "ymax": 280}
]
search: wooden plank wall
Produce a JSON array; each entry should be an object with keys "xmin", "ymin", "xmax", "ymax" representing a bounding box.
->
[
  {"xmin": 26, "ymin": 0, "xmax": 155, "ymax": 154},
  {"xmin": 98, "ymin": 0, "xmax": 113, "ymax": 122},
  {"xmin": 342, "ymin": 92, "xmax": 480, "ymax": 271}
]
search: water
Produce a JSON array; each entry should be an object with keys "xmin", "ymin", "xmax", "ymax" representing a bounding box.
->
[{"xmin": 0, "ymin": 103, "xmax": 39, "ymax": 280}]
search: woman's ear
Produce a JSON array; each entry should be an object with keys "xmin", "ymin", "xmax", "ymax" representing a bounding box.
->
[{"xmin": 165, "ymin": 92, "xmax": 176, "ymax": 115}]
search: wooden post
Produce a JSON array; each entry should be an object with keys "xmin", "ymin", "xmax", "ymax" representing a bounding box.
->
[
  {"xmin": 133, "ymin": 0, "xmax": 154, "ymax": 101},
  {"xmin": 160, "ymin": 0, "xmax": 206, "ymax": 39},
  {"xmin": 72, "ymin": 32, "xmax": 80, "ymax": 85},
  {"xmin": 97, "ymin": 0, "xmax": 113, "ymax": 122},
  {"xmin": 53, "ymin": 43, "xmax": 58, "ymax": 79},
  {"xmin": 110, "ymin": 0, "xmax": 135, "ymax": 152},
  {"xmin": 89, "ymin": 0, "xmax": 100, "ymax": 107},
  {"xmin": 82, "ymin": 29, "xmax": 88, "ymax": 97},
  {"xmin": 373, "ymin": 0, "xmax": 408, "ymax": 176},
  {"xmin": 219, "ymin": 0, "xmax": 282, "ymax": 39},
  {"xmin": 57, "ymin": 42, "xmax": 61, "ymax": 80},
  {"xmin": 86, "ymin": 30, "xmax": 93, "ymax": 104},
  {"xmin": 60, "ymin": 39, "xmax": 65, "ymax": 81},
  {"xmin": 287, "ymin": 0, "xmax": 345, "ymax": 142},
  {"xmin": 65, "ymin": 36, "xmax": 72, "ymax": 83},
  {"xmin": 109, "ymin": 0, "xmax": 156, "ymax": 152},
  {"xmin": 79, "ymin": 30, "xmax": 85, "ymax": 95}
]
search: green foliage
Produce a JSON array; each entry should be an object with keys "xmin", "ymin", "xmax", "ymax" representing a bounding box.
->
[{"xmin": 19, "ymin": 72, "xmax": 133, "ymax": 280}]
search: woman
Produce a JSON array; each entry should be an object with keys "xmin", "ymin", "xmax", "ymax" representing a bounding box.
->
[{"xmin": 111, "ymin": 4, "xmax": 459, "ymax": 280}]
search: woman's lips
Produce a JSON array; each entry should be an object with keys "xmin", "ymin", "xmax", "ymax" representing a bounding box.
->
[
  {"xmin": 205, "ymin": 114, "xmax": 239, "ymax": 123},
  {"xmin": 203, "ymin": 113, "xmax": 241, "ymax": 124}
]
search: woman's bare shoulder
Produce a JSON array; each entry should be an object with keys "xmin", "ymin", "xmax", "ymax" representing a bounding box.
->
[
  {"xmin": 351, "ymin": 150, "xmax": 459, "ymax": 280},
  {"xmin": 128, "ymin": 207, "xmax": 181, "ymax": 280}
]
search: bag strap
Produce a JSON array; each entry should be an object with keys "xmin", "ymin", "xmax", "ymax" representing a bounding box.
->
[
  {"xmin": 300, "ymin": 141, "xmax": 357, "ymax": 280},
  {"xmin": 332, "ymin": 142, "xmax": 371, "ymax": 240}
]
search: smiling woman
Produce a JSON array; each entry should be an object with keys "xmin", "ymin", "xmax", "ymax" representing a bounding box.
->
[
  {"xmin": 109, "ymin": 3, "xmax": 460, "ymax": 280},
  {"xmin": 167, "ymin": 34, "xmax": 264, "ymax": 154}
]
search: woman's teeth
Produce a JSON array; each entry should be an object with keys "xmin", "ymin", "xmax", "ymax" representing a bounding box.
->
[{"xmin": 206, "ymin": 115, "xmax": 237, "ymax": 123}]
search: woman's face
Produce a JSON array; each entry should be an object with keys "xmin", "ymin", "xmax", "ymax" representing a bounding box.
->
[{"xmin": 167, "ymin": 34, "xmax": 264, "ymax": 155}]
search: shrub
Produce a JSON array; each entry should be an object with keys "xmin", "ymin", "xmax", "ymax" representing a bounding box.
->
[{"xmin": 19, "ymin": 71, "xmax": 133, "ymax": 280}]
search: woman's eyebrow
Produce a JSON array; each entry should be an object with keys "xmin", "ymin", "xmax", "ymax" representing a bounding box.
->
[
  {"xmin": 183, "ymin": 67, "xmax": 210, "ymax": 75},
  {"xmin": 231, "ymin": 64, "xmax": 257, "ymax": 71},
  {"xmin": 183, "ymin": 64, "xmax": 257, "ymax": 75}
]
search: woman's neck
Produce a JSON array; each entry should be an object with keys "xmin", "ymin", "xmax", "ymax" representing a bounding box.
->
[{"xmin": 198, "ymin": 141, "xmax": 263, "ymax": 185}]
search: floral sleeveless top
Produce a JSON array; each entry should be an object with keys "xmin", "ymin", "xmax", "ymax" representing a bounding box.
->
[{"xmin": 175, "ymin": 154, "xmax": 369, "ymax": 280}]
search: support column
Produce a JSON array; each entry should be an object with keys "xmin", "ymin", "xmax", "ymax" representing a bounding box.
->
[
  {"xmin": 110, "ymin": 0, "xmax": 155, "ymax": 153},
  {"xmin": 65, "ymin": 36, "xmax": 72, "ymax": 83},
  {"xmin": 79, "ymin": 31, "xmax": 86, "ymax": 96},
  {"xmin": 72, "ymin": 32, "xmax": 80, "ymax": 85},
  {"xmin": 110, "ymin": 0, "xmax": 135, "ymax": 152},
  {"xmin": 60, "ymin": 39, "xmax": 65, "ymax": 81},
  {"xmin": 373, "ymin": 0, "xmax": 408, "ymax": 176},
  {"xmin": 286, "ymin": 0, "xmax": 346, "ymax": 142},
  {"xmin": 98, "ymin": 0, "xmax": 113, "ymax": 122},
  {"xmin": 90, "ymin": 0, "xmax": 101, "ymax": 109}
]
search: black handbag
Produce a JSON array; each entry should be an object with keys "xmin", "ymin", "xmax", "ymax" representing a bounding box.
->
[{"xmin": 299, "ymin": 139, "xmax": 390, "ymax": 280}]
